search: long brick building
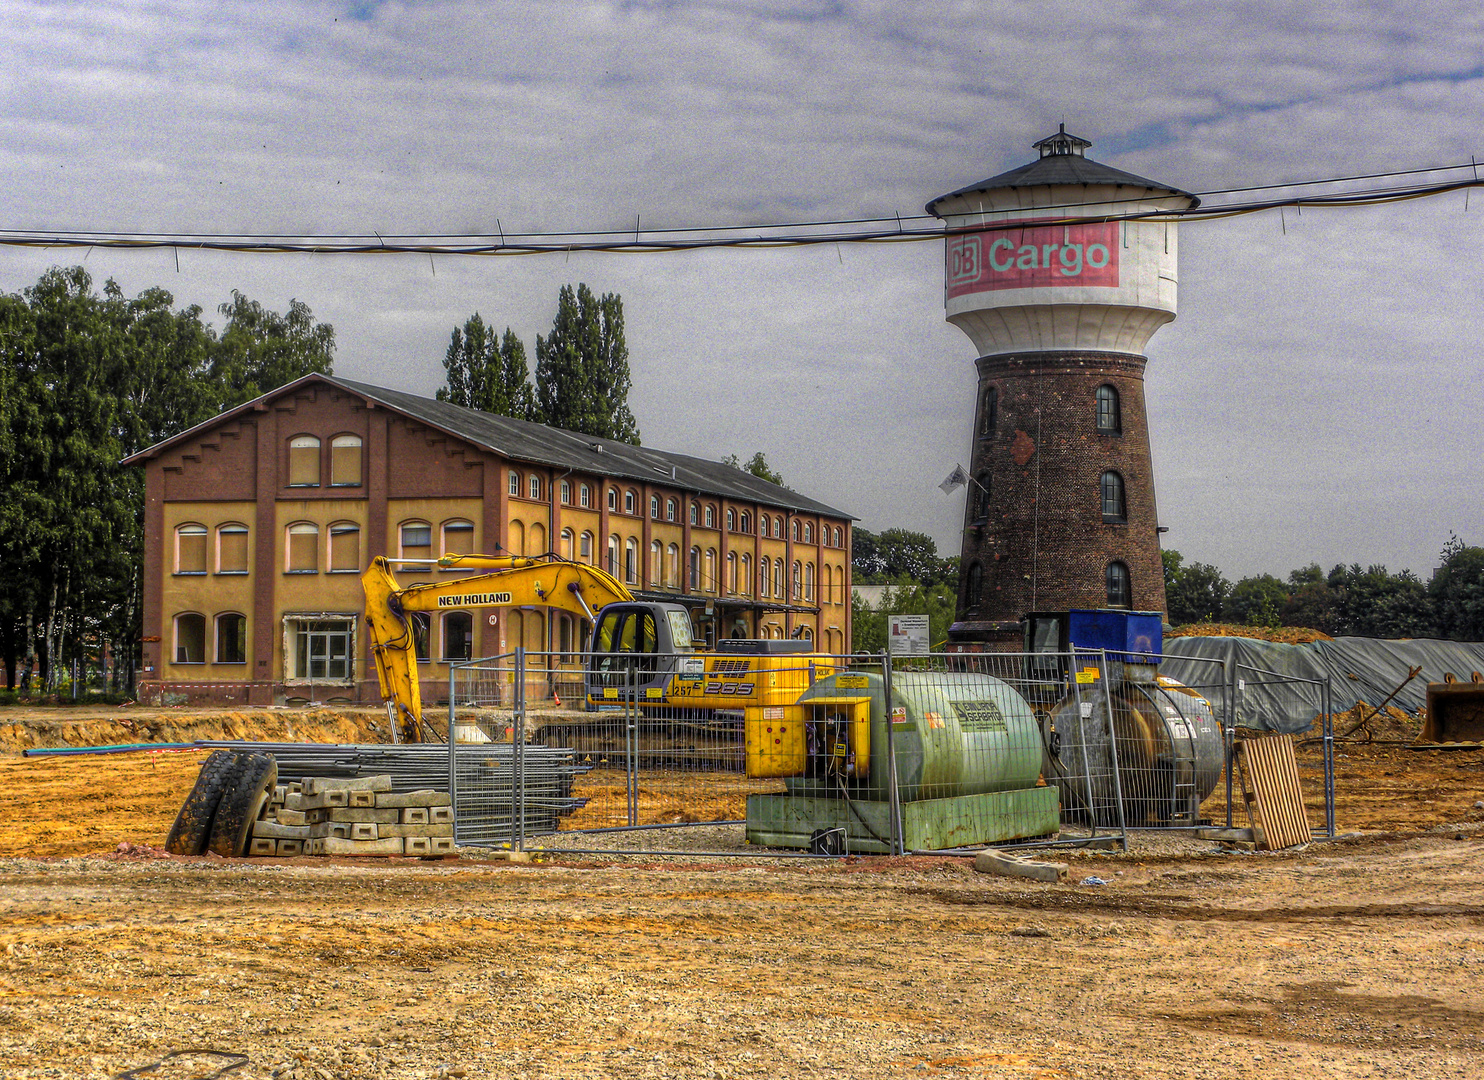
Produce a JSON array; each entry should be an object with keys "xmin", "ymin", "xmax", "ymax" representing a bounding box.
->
[{"xmin": 125, "ymin": 374, "xmax": 853, "ymax": 705}]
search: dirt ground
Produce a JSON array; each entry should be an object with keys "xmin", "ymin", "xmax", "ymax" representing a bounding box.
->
[{"xmin": 0, "ymin": 705, "xmax": 1481, "ymax": 1080}]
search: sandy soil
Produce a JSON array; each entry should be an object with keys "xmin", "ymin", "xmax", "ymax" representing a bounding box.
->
[{"xmin": 0, "ymin": 705, "xmax": 1481, "ymax": 1079}]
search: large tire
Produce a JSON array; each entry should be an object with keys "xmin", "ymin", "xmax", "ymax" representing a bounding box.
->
[
  {"xmin": 208, "ymin": 752, "xmax": 279, "ymax": 858},
  {"xmin": 165, "ymin": 750, "xmax": 243, "ymax": 856}
]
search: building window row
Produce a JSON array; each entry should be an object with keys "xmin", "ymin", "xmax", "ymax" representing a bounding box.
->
[
  {"xmin": 403, "ymin": 611, "xmax": 474, "ymax": 664},
  {"xmin": 172, "ymin": 611, "xmax": 247, "ymax": 665},
  {"xmin": 174, "ymin": 522, "xmax": 250, "ymax": 575}
]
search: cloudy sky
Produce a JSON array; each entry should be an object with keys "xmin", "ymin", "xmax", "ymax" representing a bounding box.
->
[{"xmin": 3, "ymin": 0, "xmax": 1481, "ymax": 581}]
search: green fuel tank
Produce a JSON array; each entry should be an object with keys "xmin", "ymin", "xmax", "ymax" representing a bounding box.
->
[{"xmin": 786, "ymin": 670, "xmax": 1043, "ymax": 802}]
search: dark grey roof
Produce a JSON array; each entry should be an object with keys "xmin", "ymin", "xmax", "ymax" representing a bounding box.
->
[
  {"xmin": 127, "ymin": 373, "xmax": 852, "ymax": 520},
  {"xmin": 926, "ymin": 143, "xmax": 1199, "ymax": 216}
]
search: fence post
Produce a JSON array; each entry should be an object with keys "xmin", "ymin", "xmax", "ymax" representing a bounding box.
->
[
  {"xmin": 883, "ymin": 651, "xmax": 903, "ymax": 855},
  {"xmin": 447, "ymin": 660, "xmax": 459, "ymax": 847},
  {"xmin": 1096, "ymin": 649, "xmax": 1129, "ymax": 851},
  {"xmin": 626, "ymin": 661, "xmax": 639, "ymax": 827},
  {"xmin": 514, "ymin": 646, "xmax": 526, "ymax": 851},
  {"xmin": 1224, "ymin": 656, "xmax": 1237, "ymax": 829},
  {"xmin": 1323, "ymin": 675, "xmax": 1335, "ymax": 838}
]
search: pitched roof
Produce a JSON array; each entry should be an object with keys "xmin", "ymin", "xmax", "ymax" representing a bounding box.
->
[{"xmin": 125, "ymin": 373, "xmax": 853, "ymax": 520}]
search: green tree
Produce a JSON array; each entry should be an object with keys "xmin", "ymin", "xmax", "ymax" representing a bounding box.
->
[
  {"xmin": 723, "ymin": 451, "xmax": 787, "ymax": 488},
  {"xmin": 1226, "ymin": 574, "xmax": 1289, "ymax": 628},
  {"xmin": 1161, "ymin": 549, "xmax": 1230, "ymax": 624},
  {"xmin": 1430, "ymin": 535, "xmax": 1484, "ymax": 641},
  {"xmin": 534, "ymin": 284, "xmax": 640, "ymax": 444},
  {"xmin": 852, "ymin": 528, "xmax": 953, "ymax": 586},
  {"xmin": 208, "ymin": 291, "xmax": 334, "ymax": 408},
  {"xmin": 850, "ymin": 576, "xmax": 959, "ymax": 652},
  {"xmin": 437, "ymin": 316, "xmax": 535, "ymax": 420}
]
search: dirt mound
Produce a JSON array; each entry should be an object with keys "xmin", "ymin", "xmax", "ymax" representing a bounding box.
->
[
  {"xmin": 1168, "ymin": 623, "xmax": 1333, "ymax": 644},
  {"xmin": 0, "ymin": 706, "xmax": 391, "ymax": 754}
]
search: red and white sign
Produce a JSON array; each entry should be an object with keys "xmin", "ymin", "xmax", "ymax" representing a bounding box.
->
[{"xmin": 946, "ymin": 220, "xmax": 1119, "ymax": 298}]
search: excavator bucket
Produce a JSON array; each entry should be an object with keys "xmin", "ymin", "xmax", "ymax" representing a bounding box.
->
[{"xmin": 1420, "ymin": 673, "xmax": 1484, "ymax": 744}]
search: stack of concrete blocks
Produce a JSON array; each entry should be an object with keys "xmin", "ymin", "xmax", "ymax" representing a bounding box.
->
[{"xmin": 246, "ymin": 774, "xmax": 454, "ymax": 857}]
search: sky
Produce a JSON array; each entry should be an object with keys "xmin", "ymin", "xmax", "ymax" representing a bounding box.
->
[{"xmin": 2, "ymin": 0, "xmax": 1482, "ymax": 581}]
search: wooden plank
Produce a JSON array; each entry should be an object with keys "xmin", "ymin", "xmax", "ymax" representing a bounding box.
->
[{"xmin": 1236, "ymin": 735, "xmax": 1313, "ymax": 850}]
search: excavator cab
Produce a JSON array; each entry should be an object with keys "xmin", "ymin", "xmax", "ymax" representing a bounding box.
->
[{"xmin": 586, "ymin": 602, "xmax": 698, "ymax": 699}]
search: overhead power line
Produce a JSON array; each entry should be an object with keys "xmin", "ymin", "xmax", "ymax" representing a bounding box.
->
[{"xmin": 0, "ymin": 161, "xmax": 1479, "ymax": 258}]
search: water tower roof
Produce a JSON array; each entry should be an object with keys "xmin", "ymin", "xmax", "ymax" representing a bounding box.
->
[{"xmin": 926, "ymin": 125, "xmax": 1199, "ymax": 216}]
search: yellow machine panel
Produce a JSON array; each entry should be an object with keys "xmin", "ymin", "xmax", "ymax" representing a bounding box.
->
[
  {"xmin": 745, "ymin": 706, "xmax": 805, "ymax": 778},
  {"xmin": 746, "ymin": 696, "xmax": 870, "ymax": 781}
]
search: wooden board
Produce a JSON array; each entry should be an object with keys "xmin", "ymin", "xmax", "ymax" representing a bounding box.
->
[{"xmin": 1235, "ymin": 734, "xmax": 1313, "ymax": 850}]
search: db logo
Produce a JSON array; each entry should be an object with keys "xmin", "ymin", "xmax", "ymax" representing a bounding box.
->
[{"xmin": 948, "ymin": 236, "xmax": 980, "ymax": 284}]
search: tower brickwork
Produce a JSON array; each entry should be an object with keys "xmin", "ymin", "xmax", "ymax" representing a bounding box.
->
[{"xmin": 927, "ymin": 127, "xmax": 1197, "ymax": 649}]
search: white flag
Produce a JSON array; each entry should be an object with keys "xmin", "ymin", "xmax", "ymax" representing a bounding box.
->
[{"xmin": 938, "ymin": 464, "xmax": 968, "ymax": 494}]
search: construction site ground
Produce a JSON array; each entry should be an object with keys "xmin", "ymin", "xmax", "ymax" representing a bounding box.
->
[{"xmin": 1, "ymin": 704, "xmax": 1481, "ymax": 1080}]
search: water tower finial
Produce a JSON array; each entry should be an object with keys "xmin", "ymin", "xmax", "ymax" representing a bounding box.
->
[{"xmin": 1034, "ymin": 123, "xmax": 1092, "ymax": 158}]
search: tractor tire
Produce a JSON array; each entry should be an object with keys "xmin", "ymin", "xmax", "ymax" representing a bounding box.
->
[
  {"xmin": 207, "ymin": 752, "xmax": 279, "ymax": 858},
  {"xmin": 164, "ymin": 750, "xmax": 243, "ymax": 856}
]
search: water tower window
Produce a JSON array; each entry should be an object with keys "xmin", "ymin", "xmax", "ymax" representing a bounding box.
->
[
  {"xmin": 965, "ymin": 562, "xmax": 983, "ymax": 613},
  {"xmin": 1106, "ymin": 561, "xmax": 1132, "ymax": 608},
  {"xmin": 973, "ymin": 473, "xmax": 992, "ymax": 521},
  {"xmin": 1096, "ymin": 385, "xmax": 1121, "ymax": 434},
  {"xmin": 978, "ymin": 387, "xmax": 998, "ymax": 438},
  {"xmin": 1100, "ymin": 471, "xmax": 1126, "ymax": 523}
]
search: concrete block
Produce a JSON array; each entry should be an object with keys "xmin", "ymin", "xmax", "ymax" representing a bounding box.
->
[
  {"xmin": 303, "ymin": 837, "xmax": 322, "ymax": 856},
  {"xmin": 274, "ymin": 808, "xmax": 307, "ymax": 827},
  {"xmin": 303, "ymin": 774, "xmax": 393, "ymax": 795},
  {"xmin": 378, "ymin": 823, "xmax": 456, "ymax": 838},
  {"xmin": 327, "ymin": 808, "xmax": 399, "ymax": 824},
  {"xmin": 287, "ymin": 782, "xmax": 303, "ymax": 795},
  {"xmin": 321, "ymin": 836, "xmax": 405, "ymax": 857},
  {"xmin": 429, "ymin": 806, "xmax": 453, "ymax": 825},
  {"xmin": 973, "ymin": 849, "xmax": 1069, "ymax": 883},
  {"xmin": 301, "ymin": 790, "xmax": 349, "ymax": 810},
  {"xmin": 284, "ymin": 792, "xmax": 304, "ymax": 811},
  {"xmin": 248, "ymin": 837, "xmax": 277, "ymax": 857},
  {"xmin": 401, "ymin": 807, "xmax": 430, "ymax": 825},
  {"xmin": 403, "ymin": 836, "xmax": 432, "ymax": 856},
  {"xmin": 275, "ymin": 839, "xmax": 303, "ymax": 857},
  {"xmin": 350, "ymin": 823, "xmax": 378, "ymax": 841},
  {"xmin": 252, "ymin": 821, "xmax": 311, "ymax": 839},
  {"xmin": 428, "ymin": 836, "xmax": 455, "ymax": 855},
  {"xmin": 273, "ymin": 785, "xmax": 289, "ymax": 803},
  {"xmin": 348, "ymin": 790, "xmax": 375, "ymax": 808},
  {"xmin": 375, "ymin": 789, "xmax": 452, "ymax": 808}
]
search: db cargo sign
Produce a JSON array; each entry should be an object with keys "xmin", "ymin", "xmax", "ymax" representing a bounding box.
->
[{"xmin": 947, "ymin": 220, "xmax": 1119, "ymax": 297}]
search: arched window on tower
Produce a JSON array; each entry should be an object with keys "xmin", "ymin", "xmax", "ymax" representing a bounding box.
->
[
  {"xmin": 964, "ymin": 562, "xmax": 983, "ymax": 614},
  {"xmin": 1106, "ymin": 561, "xmax": 1132, "ymax": 609},
  {"xmin": 1100, "ymin": 471, "xmax": 1126, "ymax": 523},
  {"xmin": 978, "ymin": 386, "xmax": 998, "ymax": 438},
  {"xmin": 972, "ymin": 473, "xmax": 992, "ymax": 521},
  {"xmin": 1096, "ymin": 384, "xmax": 1121, "ymax": 435}
]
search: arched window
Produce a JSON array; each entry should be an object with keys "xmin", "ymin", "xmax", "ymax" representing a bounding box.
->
[
  {"xmin": 666, "ymin": 498, "xmax": 677, "ymax": 522},
  {"xmin": 740, "ymin": 554, "xmax": 752, "ymax": 597},
  {"xmin": 287, "ymin": 523, "xmax": 319, "ymax": 573},
  {"xmin": 579, "ymin": 483, "xmax": 592, "ymax": 508},
  {"xmin": 1101, "ymin": 471, "xmax": 1127, "ymax": 523},
  {"xmin": 1106, "ymin": 561, "xmax": 1132, "ymax": 608},
  {"xmin": 624, "ymin": 537, "xmax": 638, "ymax": 584},
  {"xmin": 804, "ymin": 562, "xmax": 814, "ymax": 601},
  {"xmin": 791, "ymin": 520, "xmax": 799, "ymax": 541},
  {"xmin": 580, "ymin": 531, "xmax": 594, "ymax": 562},
  {"xmin": 442, "ymin": 519, "xmax": 474, "ymax": 558},
  {"xmin": 329, "ymin": 523, "xmax": 360, "ymax": 572},
  {"xmin": 330, "ymin": 435, "xmax": 362, "ymax": 486},
  {"xmin": 650, "ymin": 495, "xmax": 660, "ymax": 519},
  {"xmin": 400, "ymin": 521, "xmax": 431, "ymax": 562},
  {"xmin": 705, "ymin": 549, "xmax": 717, "ymax": 593},
  {"xmin": 529, "ymin": 522, "xmax": 546, "ymax": 556},
  {"xmin": 607, "ymin": 488, "xmax": 618, "ymax": 511},
  {"xmin": 726, "ymin": 551, "xmax": 737, "ymax": 594},
  {"xmin": 529, "ymin": 474, "xmax": 542, "ymax": 501},
  {"xmin": 666, "ymin": 543, "xmax": 679, "ymax": 587},
  {"xmin": 834, "ymin": 527, "xmax": 842, "ymax": 547},
  {"xmin": 689, "ymin": 547, "xmax": 701, "ymax": 590},
  {"xmin": 759, "ymin": 556, "xmax": 771, "ymax": 597},
  {"xmin": 650, "ymin": 540, "xmax": 662, "ymax": 585},
  {"xmin": 822, "ymin": 563, "xmax": 832, "ymax": 605},
  {"xmin": 740, "ymin": 511, "xmax": 751, "ymax": 534},
  {"xmin": 288, "ymin": 435, "xmax": 320, "ymax": 487},
  {"xmin": 973, "ymin": 473, "xmax": 992, "ymax": 521},
  {"xmin": 561, "ymin": 528, "xmax": 575, "ymax": 560},
  {"xmin": 217, "ymin": 523, "xmax": 249, "ymax": 574},
  {"xmin": 175, "ymin": 524, "xmax": 207, "ymax": 574},
  {"xmin": 410, "ymin": 612, "xmax": 430, "ymax": 663},
  {"xmin": 978, "ymin": 385, "xmax": 998, "ymax": 438},
  {"xmin": 215, "ymin": 612, "xmax": 246, "ymax": 664},
  {"xmin": 773, "ymin": 560, "xmax": 783, "ymax": 597},
  {"xmin": 507, "ymin": 521, "xmax": 525, "ymax": 557},
  {"xmin": 173, "ymin": 613, "xmax": 206, "ymax": 664},
  {"xmin": 625, "ymin": 490, "xmax": 636, "ymax": 514},
  {"xmin": 965, "ymin": 562, "xmax": 983, "ymax": 613},
  {"xmin": 608, "ymin": 534, "xmax": 621, "ymax": 576},
  {"xmin": 803, "ymin": 522, "xmax": 813, "ymax": 544},
  {"xmin": 1096, "ymin": 384, "xmax": 1121, "ymax": 435},
  {"xmin": 704, "ymin": 505, "xmax": 715, "ymax": 529},
  {"xmin": 689, "ymin": 503, "xmax": 699, "ymax": 526},
  {"xmin": 561, "ymin": 479, "xmax": 571, "ymax": 504},
  {"xmin": 508, "ymin": 470, "xmax": 521, "ymax": 496},
  {"xmin": 726, "ymin": 508, "xmax": 736, "ymax": 531},
  {"xmin": 442, "ymin": 611, "xmax": 473, "ymax": 661},
  {"xmin": 792, "ymin": 561, "xmax": 802, "ymax": 600}
]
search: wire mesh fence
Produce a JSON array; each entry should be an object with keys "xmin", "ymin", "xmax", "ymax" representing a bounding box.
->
[{"xmin": 443, "ymin": 644, "xmax": 1337, "ymax": 855}]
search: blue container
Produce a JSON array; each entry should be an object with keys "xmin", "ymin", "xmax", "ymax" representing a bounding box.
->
[{"xmin": 1066, "ymin": 609, "xmax": 1163, "ymax": 663}]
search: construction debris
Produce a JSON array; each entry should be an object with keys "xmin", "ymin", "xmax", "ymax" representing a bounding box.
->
[{"xmin": 246, "ymin": 774, "xmax": 455, "ymax": 858}]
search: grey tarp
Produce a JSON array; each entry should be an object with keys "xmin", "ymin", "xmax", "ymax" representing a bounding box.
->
[{"xmin": 1156, "ymin": 636, "xmax": 1484, "ymax": 734}]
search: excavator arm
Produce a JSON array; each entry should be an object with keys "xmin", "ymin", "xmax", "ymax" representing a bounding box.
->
[{"xmin": 362, "ymin": 553, "xmax": 636, "ymax": 741}]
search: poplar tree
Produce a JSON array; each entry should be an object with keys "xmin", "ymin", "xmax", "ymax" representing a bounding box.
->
[
  {"xmin": 437, "ymin": 316, "xmax": 535, "ymax": 420},
  {"xmin": 534, "ymin": 283, "xmax": 640, "ymax": 445}
]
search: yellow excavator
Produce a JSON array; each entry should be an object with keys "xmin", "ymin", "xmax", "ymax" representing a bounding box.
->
[{"xmin": 362, "ymin": 553, "xmax": 834, "ymax": 742}]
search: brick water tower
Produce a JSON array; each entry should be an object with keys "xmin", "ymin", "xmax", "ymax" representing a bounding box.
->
[{"xmin": 927, "ymin": 126, "xmax": 1199, "ymax": 649}]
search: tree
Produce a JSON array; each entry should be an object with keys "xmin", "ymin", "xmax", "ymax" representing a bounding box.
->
[
  {"xmin": 851, "ymin": 575, "xmax": 959, "ymax": 652},
  {"xmin": 722, "ymin": 452, "xmax": 787, "ymax": 488},
  {"xmin": 208, "ymin": 291, "xmax": 335, "ymax": 409},
  {"xmin": 438, "ymin": 316, "xmax": 536, "ymax": 420},
  {"xmin": 534, "ymin": 284, "xmax": 640, "ymax": 444},
  {"xmin": 1161, "ymin": 549, "xmax": 1230, "ymax": 625},
  {"xmin": 1430, "ymin": 535, "xmax": 1484, "ymax": 641},
  {"xmin": 851, "ymin": 528, "xmax": 954, "ymax": 587},
  {"xmin": 1226, "ymin": 574, "xmax": 1288, "ymax": 628}
]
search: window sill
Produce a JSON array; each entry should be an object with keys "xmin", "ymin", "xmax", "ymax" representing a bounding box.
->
[
  {"xmin": 286, "ymin": 484, "xmax": 320, "ymax": 489},
  {"xmin": 215, "ymin": 570, "xmax": 249, "ymax": 576},
  {"xmin": 285, "ymin": 570, "xmax": 319, "ymax": 575},
  {"xmin": 328, "ymin": 483, "xmax": 362, "ymax": 489},
  {"xmin": 173, "ymin": 571, "xmax": 207, "ymax": 577},
  {"xmin": 1102, "ymin": 519, "xmax": 1128, "ymax": 526},
  {"xmin": 327, "ymin": 569, "xmax": 359, "ymax": 574}
]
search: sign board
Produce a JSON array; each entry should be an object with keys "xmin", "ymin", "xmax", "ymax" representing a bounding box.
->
[
  {"xmin": 888, "ymin": 614, "xmax": 930, "ymax": 656},
  {"xmin": 947, "ymin": 219, "xmax": 1120, "ymax": 298}
]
